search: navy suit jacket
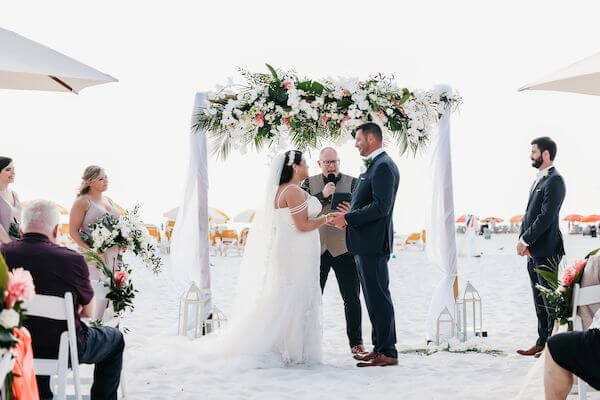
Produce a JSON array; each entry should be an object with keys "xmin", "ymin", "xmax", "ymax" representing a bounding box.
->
[
  {"xmin": 520, "ymin": 167, "xmax": 566, "ymax": 258},
  {"xmin": 345, "ymin": 152, "xmax": 400, "ymax": 256}
]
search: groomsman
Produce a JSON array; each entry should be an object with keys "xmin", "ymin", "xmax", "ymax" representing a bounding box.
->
[
  {"xmin": 301, "ymin": 147, "xmax": 365, "ymax": 355},
  {"xmin": 517, "ymin": 137, "xmax": 566, "ymax": 357}
]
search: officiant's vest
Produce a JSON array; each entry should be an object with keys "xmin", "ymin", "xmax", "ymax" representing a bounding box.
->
[{"xmin": 306, "ymin": 173, "xmax": 354, "ymax": 257}]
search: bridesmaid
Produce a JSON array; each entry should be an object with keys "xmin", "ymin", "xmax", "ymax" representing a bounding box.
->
[
  {"xmin": 69, "ymin": 165, "xmax": 121, "ymax": 279},
  {"xmin": 0, "ymin": 157, "xmax": 21, "ymax": 244}
]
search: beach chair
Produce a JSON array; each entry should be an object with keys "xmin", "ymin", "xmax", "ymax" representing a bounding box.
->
[
  {"xmin": 220, "ymin": 229, "xmax": 241, "ymax": 256},
  {"xmin": 569, "ymin": 283, "xmax": 600, "ymax": 399}
]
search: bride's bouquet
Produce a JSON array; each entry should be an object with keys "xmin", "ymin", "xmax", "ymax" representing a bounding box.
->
[{"xmin": 80, "ymin": 205, "xmax": 162, "ymax": 274}]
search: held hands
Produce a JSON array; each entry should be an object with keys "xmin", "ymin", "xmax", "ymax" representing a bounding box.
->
[
  {"xmin": 322, "ymin": 182, "xmax": 336, "ymax": 198},
  {"xmin": 326, "ymin": 202, "xmax": 351, "ymax": 229}
]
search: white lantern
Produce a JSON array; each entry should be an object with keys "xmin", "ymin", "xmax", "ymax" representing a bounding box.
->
[
  {"xmin": 203, "ymin": 306, "xmax": 228, "ymax": 334},
  {"xmin": 455, "ymin": 281, "xmax": 483, "ymax": 342},
  {"xmin": 436, "ymin": 306, "xmax": 455, "ymax": 345},
  {"xmin": 178, "ymin": 282, "xmax": 211, "ymax": 338}
]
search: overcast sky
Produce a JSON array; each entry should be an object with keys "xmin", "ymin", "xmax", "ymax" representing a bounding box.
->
[{"xmin": 2, "ymin": 1, "xmax": 600, "ymax": 232}]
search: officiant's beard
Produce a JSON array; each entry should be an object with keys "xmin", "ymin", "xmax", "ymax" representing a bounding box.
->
[{"xmin": 531, "ymin": 155, "xmax": 543, "ymax": 169}]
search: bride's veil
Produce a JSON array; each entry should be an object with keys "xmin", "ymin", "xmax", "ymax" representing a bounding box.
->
[{"xmin": 229, "ymin": 152, "xmax": 285, "ymax": 323}]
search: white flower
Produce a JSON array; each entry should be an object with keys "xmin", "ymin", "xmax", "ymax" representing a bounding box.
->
[
  {"xmin": 0, "ymin": 309, "xmax": 19, "ymax": 329},
  {"xmin": 358, "ymin": 100, "xmax": 370, "ymax": 111}
]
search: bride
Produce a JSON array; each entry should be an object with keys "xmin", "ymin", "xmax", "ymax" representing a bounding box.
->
[{"xmin": 212, "ymin": 150, "xmax": 330, "ymax": 366}]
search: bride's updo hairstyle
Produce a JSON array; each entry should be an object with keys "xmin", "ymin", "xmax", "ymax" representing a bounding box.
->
[
  {"xmin": 279, "ymin": 150, "xmax": 302, "ymax": 184},
  {"xmin": 78, "ymin": 165, "xmax": 103, "ymax": 196}
]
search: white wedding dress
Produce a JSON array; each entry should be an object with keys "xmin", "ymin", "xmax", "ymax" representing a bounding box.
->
[{"xmin": 201, "ymin": 153, "xmax": 323, "ymax": 367}]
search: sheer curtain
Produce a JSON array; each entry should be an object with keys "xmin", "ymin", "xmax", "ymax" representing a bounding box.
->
[
  {"xmin": 169, "ymin": 92, "xmax": 212, "ymax": 321},
  {"xmin": 425, "ymin": 85, "xmax": 458, "ymax": 341}
]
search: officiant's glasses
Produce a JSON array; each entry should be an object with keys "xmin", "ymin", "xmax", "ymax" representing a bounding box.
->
[{"xmin": 321, "ymin": 160, "xmax": 339, "ymax": 165}]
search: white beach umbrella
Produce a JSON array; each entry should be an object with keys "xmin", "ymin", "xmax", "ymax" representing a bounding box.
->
[
  {"xmin": 233, "ymin": 209, "xmax": 256, "ymax": 223},
  {"xmin": 519, "ymin": 51, "xmax": 600, "ymax": 96},
  {"xmin": 164, "ymin": 206, "xmax": 230, "ymax": 224},
  {"xmin": 0, "ymin": 27, "xmax": 117, "ymax": 93}
]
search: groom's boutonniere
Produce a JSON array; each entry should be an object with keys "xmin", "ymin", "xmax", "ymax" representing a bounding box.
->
[{"xmin": 360, "ymin": 157, "xmax": 373, "ymax": 173}]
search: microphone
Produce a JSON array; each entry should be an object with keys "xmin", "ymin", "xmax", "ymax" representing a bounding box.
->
[{"xmin": 326, "ymin": 173, "xmax": 336, "ymax": 184}]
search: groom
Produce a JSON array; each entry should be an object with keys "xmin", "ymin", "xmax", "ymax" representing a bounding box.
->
[{"xmin": 330, "ymin": 122, "xmax": 400, "ymax": 367}]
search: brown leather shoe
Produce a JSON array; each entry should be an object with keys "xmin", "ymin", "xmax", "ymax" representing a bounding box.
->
[
  {"xmin": 356, "ymin": 353, "xmax": 398, "ymax": 367},
  {"xmin": 351, "ymin": 345, "xmax": 367, "ymax": 355},
  {"xmin": 517, "ymin": 345, "xmax": 544, "ymax": 356},
  {"xmin": 353, "ymin": 351, "xmax": 377, "ymax": 361}
]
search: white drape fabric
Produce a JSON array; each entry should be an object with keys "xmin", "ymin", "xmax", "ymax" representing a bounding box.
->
[
  {"xmin": 170, "ymin": 92, "xmax": 212, "ymax": 320},
  {"xmin": 425, "ymin": 85, "xmax": 459, "ymax": 340}
]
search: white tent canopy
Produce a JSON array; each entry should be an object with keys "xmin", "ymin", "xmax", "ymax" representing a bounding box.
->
[
  {"xmin": 0, "ymin": 27, "xmax": 117, "ymax": 93},
  {"xmin": 519, "ymin": 51, "xmax": 600, "ymax": 96}
]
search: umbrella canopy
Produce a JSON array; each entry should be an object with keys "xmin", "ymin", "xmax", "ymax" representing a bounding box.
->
[
  {"xmin": 163, "ymin": 206, "xmax": 230, "ymax": 224},
  {"xmin": 455, "ymin": 215, "xmax": 466, "ymax": 223},
  {"xmin": 510, "ymin": 214, "xmax": 523, "ymax": 224},
  {"xmin": 481, "ymin": 217, "xmax": 504, "ymax": 224},
  {"xmin": 581, "ymin": 214, "xmax": 600, "ymax": 223},
  {"xmin": 233, "ymin": 209, "xmax": 256, "ymax": 223},
  {"xmin": 0, "ymin": 27, "xmax": 117, "ymax": 93},
  {"xmin": 563, "ymin": 214, "xmax": 584, "ymax": 222},
  {"xmin": 519, "ymin": 51, "xmax": 600, "ymax": 96},
  {"xmin": 22, "ymin": 200, "xmax": 69, "ymax": 215}
]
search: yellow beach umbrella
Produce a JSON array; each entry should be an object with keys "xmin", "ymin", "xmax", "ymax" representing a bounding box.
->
[{"xmin": 234, "ymin": 209, "xmax": 256, "ymax": 223}]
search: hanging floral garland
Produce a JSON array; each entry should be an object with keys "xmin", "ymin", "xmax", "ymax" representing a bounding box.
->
[{"xmin": 192, "ymin": 64, "xmax": 461, "ymax": 158}]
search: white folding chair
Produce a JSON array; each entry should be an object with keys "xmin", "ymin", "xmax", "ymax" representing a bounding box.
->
[
  {"xmin": 569, "ymin": 283, "xmax": 600, "ymax": 400},
  {"xmin": 0, "ymin": 352, "xmax": 15, "ymax": 400},
  {"xmin": 27, "ymin": 292, "xmax": 82, "ymax": 400}
]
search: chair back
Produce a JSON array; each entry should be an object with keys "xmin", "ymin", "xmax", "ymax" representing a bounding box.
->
[
  {"xmin": 28, "ymin": 293, "xmax": 82, "ymax": 400},
  {"xmin": 571, "ymin": 283, "xmax": 600, "ymax": 323}
]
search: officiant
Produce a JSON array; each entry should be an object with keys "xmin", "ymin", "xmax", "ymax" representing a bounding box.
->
[{"xmin": 301, "ymin": 147, "xmax": 365, "ymax": 355}]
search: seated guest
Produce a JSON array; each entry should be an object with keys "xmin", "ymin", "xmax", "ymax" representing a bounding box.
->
[
  {"xmin": 544, "ymin": 326, "xmax": 600, "ymax": 399},
  {"xmin": 0, "ymin": 200, "xmax": 124, "ymax": 400}
]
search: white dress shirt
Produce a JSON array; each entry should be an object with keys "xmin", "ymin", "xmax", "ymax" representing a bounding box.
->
[{"xmin": 364, "ymin": 147, "xmax": 385, "ymax": 161}]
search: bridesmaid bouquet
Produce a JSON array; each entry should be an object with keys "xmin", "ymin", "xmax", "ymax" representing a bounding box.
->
[
  {"xmin": 80, "ymin": 205, "xmax": 162, "ymax": 274},
  {"xmin": 8, "ymin": 218, "xmax": 20, "ymax": 240},
  {"xmin": 84, "ymin": 250, "xmax": 137, "ymax": 317}
]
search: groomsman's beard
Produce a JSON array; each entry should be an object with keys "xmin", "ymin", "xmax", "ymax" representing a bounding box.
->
[{"xmin": 531, "ymin": 156, "xmax": 543, "ymax": 169}]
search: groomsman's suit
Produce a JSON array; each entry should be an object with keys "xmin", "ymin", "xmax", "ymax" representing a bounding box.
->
[
  {"xmin": 345, "ymin": 149, "xmax": 400, "ymax": 359},
  {"xmin": 520, "ymin": 165, "xmax": 566, "ymax": 347}
]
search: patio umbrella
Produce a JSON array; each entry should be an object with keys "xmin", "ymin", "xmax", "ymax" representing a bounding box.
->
[
  {"xmin": 481, "ymin": 217, "xmax": 504, "ymax": 224},
  {"xmin": 519, "ymin": 51, "xmax": 600, "ymax": 96},
  {"xmin": 0, "ymin": 27, "xmax": 117, "ymax": 93},
  {"xmin": 563, "ymin": 214, "xmax": 584, "ymax": 222},
  {"xmin": 164, "ymin": 206, "xmax": 230, "ymax": 224},
  {"xmin": 234, "ymin": 209, "xmax": 256, "ymax": 223},
  {"xmin": 581, "ymin": 215, "xmax": 600, "ymax": 223},
  {"xmin": 510, "ymin": 214, "xmax": 523, "ymax": 224},
  {"xmin": 455, "ymin": 215, "xmax": 466, "ymax": 223}
]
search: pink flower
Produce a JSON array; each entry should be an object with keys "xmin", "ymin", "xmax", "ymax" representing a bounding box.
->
[
  {"xmin": 283, "ymin": 117, "xmax": 291, "ymax": 128},
  {"xmin": 5, "ymin": 268, "xmax": 35, "ymax": 308},
  {"xmin": 341, "ymin": 114, "xmax": 351, "ymax": 124},
  {"xmin": 562, "ymin": 266, "xmax": 577, "ymax": 287},
  {"xmin": 255, "ymin": 112, "xmax": 264, "ymax": 128},
  {"xmin": 340, "ymin": 89, "xmax": 349, "ymax": 97},
  {"xmin": 282, "ymin": 80, "xmax": 295, "ymax": 90},
  {"xmin": 114, "ymin": 270, "xmax": 129, "ymax": 289},
  {"xmin": 321, "ymin": 114, "xmax": 330, "ymax": 124},
  {"xmin": 377, "ymin": 110, "xmax": 386, "ymax": 119},
  {"xmin": 574, "ymin": 259, "xmax": 587, "ymax": 274}
]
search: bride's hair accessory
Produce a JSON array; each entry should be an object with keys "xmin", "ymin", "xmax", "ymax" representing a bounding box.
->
[{"xmin": 287, "ymin": 150, "xmax": 296, "ymax": 166}]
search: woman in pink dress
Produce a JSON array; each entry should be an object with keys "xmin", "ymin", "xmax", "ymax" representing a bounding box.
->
[
  {"xmin": 0, "ymin": 157, "xmax": 21, "ymax": 244},
  {"xmin": 69, "ymin": 166, "xmax": 121, "ymax": 319}
]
